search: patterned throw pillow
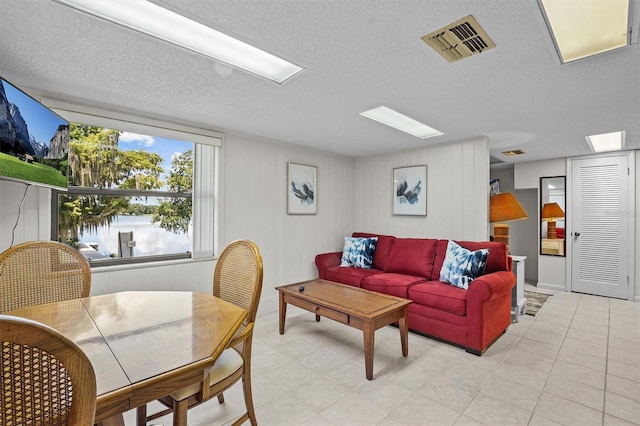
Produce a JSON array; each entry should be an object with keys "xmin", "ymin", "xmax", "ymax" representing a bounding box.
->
[
  {"xmin": 439, "ymin": 240, "xmax": 490, "ymax": 290},
  {"xmin": 340, "ymin": 237, "xmax": 378, "ymax": 269}
]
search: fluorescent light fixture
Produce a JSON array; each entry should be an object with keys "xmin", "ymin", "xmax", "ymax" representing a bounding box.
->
[
  {"xmin": 52, "ymin": 0, "xmax": 304, "ymax": 84},
  {"xmin": 359, "ymin": 106, "xmax": 443, "ymax": 139},
  {"xmin": 586, "ymin": 130, "xmax": 625, "ymax": 153},
  {"xmin": 539, "ymin": 0, "xmax": 631, "ymax": 63}
]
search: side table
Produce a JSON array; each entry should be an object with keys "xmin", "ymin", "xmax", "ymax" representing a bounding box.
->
[{"xmin": 510, "ymin": 255, "xmax": 526, "ymax": 322}]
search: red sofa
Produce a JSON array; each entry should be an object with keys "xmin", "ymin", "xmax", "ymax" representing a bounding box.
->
[{"xmin": 315, "ymin": 232, "xmax": 515, "ymax": 355}]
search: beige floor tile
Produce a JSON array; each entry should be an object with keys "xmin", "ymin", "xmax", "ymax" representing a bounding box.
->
[
  {"xmin": 384, "ymin": 392, "xmax": 462, "ymax": 426},
  {"xmin": 515, "ymin": 336, "xmax": 561, "ymax": 358},
  {"xmin": 607, "ymin": 374, "xmax": 640, "ymax": 402},
  {"xmin": 609, "ymin": 326, "xmax": 640, "ymax": 343},
  {"xmin": 550, "ymin": 359, "xmax": 606, "ymax": 389},
  {"xmin": 566, "ymin": 327, "xmax": 609, "ymax": 346},
  {"xmin": 609, "ymin": 336, "xmax": 640, "ymax": 354},
  {"xmin": 504, "ymin": 347, "xmax": 556, "ymax": 374},
  {"xmin": 416, "ymin": 374, "xmax": 478, "ymax": 413},
  {"xmin": 605, "ymin": 392, "xmax": 640, "ymax": 425},
  {"xmin": 557, "ymin": 344, "xmax": 607, "ymax": 372},
  {"xmin": 523, "ymin": 328, "xmax": 566, "ymax": 347},
  {"xmin": 533, "ymin": 392, "xmax": 603, "ymax": 426},
  {"xmin": 480, "ymin": 375, "xmax": 542, "ymax": 412},
  {"xmin": 608, "ymin": 359, "xmax": 640, "ymax": 383},
  {"xmin": 463, "ymin": 394, "xmax": 531, "ymax": 426},
  {"xmin": 453, "ymin": 414, "xmax": 488, "ymax": 425},
  {"xmin": 528, "ymin": 414, "xmax": 564, "ymax": 425},
  {"xmin": 561, "ymin": 336, "xmax": 608, "ymax": 358},
  {"xmin": 544, "ymin": 374, "xmax": 605, "ymax": 411},
  {"xmin": 609, "ymin": 347, "xmax": 639, "ymax": 366},
  {"xmin": 494, "ymin": 360, "xmax": 550, "ymax": 391},
  {"xmin": 604, "ymin": 413, "xmax": 640, "ymax": 425}
]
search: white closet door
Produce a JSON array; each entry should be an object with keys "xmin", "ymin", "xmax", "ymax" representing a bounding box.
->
[{"xmin": 570, "ymin": 154, "xmax": 631, "ymax": 299}]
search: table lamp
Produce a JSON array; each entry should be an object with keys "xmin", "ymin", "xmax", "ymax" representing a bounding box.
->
[
  {"xmin": 490, "ymin": 192, "xmax": 528, "ymax": 249},
  {"xmin": 541, "ymin": 202, "xmax": 564, "ymax": 239}
]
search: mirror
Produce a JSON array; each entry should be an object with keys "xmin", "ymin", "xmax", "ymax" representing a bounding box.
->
[{"xmin": 540, "ymin": 176, "xmax": 566, "ymax": 256}]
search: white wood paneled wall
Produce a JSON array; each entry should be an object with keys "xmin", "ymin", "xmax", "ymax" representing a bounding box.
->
[
  {"xmin": 354, "ymin": 136, "xmax": 490, "ymax": 241},
  {"xmin": 221, "ymin": 131, "xmax": 356, "ymax": 314}
]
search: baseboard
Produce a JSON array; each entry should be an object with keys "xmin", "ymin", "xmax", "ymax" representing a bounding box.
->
[{"xmin": 536, "ymin": 282, "xmax": 566, "ymax": 292}]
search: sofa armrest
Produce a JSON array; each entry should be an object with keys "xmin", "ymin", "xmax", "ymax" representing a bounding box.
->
[
  {"xmin": 468, "ymin": 271, "xmax": 515, "ymax": 301},
  {"xmin": 315, "ymin": 252, "xmax": 342, "ymax": 279},
  {"xmin": 465, "ymin": 271, "xmax": 515, "ymax": 353}
]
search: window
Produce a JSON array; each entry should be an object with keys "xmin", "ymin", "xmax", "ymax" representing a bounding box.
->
[{"xmin": 50, "ymin": 106, "xmax": 221, "ymax": 266}]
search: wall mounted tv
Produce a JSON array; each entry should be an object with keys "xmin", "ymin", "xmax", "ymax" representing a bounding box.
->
[{"xmin": 0, "ymin": 77, "xmax": 69, "ymax": 190}]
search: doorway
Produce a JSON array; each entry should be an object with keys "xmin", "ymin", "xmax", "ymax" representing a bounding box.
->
[{"xmin": 568, "ymin": 152, "xmax": 635, "ymax": 299}]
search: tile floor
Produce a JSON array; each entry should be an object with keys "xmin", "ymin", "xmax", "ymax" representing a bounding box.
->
[{"xmin": 127, "ymin": 285, "xmax": 640, "ymax": 425}]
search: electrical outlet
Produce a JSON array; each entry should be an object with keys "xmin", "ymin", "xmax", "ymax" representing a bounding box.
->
[{"xmin": 127, "ymin": 240, "xmax": 136, "ymax": 248}]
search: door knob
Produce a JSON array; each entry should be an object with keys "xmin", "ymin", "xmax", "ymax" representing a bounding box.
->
[{"xmin": 573, "ymin": 232, "xmax": 580, "ymax": 237}]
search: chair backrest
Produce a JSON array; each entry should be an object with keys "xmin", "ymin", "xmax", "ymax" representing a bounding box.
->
[
  {"xmin": 0, "ymin": 241, "xmax": 91, "ymax": 313},
  {"xmin": 0, "ymin": 314, "xmax": 97, "ymax": 425},
  {"xmin": 213, "ymin": 240, "xmax": 263, "ymax": 350}
]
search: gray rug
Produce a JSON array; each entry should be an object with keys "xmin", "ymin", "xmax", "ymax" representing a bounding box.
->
[{"xmin": 524, "ymin": 290, "xmax": 552, "ymax": 316}]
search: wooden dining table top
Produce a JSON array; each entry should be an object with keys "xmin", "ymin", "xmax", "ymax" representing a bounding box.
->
[{"xmin": 7, "ymin": 291, "xmax": 248, "ymax": 423}]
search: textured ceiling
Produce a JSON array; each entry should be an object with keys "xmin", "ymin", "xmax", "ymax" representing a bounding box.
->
[{"xmin": 0, "ymin": 0, "xmax": 638, "ymax": 164}]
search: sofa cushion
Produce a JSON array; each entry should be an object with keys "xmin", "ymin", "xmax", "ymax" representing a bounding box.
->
[
  {"xmin": 432, "ymin": 240, "xmax": 509, "ymax": 280},
  {"xmin": 439, "ymin": 240, "xmax": 489, "ymax": 290},
  {"xmin": 325, "ymin": 266, "xmax": 382, "ymax": 287},
  {"xmin": 352, "ymin": 232, "xmax": 396, "ymax": 270},
  {"xmin": 384, "ymin": 238, "xmax": 438, "ymax": 278},
  {"xmin": 361, "ymin": 273, "xmax": 425, "ymax": 299},
  {"xmin": 408, "ymin": 281, "xmax": 467, "ymax": 316},
  {"xmin": 339, "ymin": 236, "xmax": 378, "ymax": 269}
]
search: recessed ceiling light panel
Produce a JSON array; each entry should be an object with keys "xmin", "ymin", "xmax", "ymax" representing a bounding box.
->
[
  {"xmin": 52, "ymin": 0, "xmax": 304, "ymax": 84},
  {"xmin": 586, "ymin": 131, "xmax": 625, "ymax": 152},
  {"xmin": 359, "ymin": 106, "xmax": 443, "ymax": 139},
  {"xmin": 539, "ymin": 0, "xmax": 631, "ymax": 63}
]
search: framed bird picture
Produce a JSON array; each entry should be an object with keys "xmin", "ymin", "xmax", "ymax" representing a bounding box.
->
[
  {"xmin": 393, "ymin": 165, "xmax": 427, "ymax": 216},
  {"xmin": 287, "ymin": 162, "xmax": 317, "ymax": 215}
]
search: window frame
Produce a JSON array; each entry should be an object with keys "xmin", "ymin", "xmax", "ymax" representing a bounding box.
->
[{"xmin": 47, "ymin": 100, "xmax": 222, "ymax": 267}]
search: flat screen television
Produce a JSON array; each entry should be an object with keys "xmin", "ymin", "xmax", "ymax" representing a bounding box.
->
[{"xmin": 0, "ymin": 77, "xmax": 69, "ymax": 190}]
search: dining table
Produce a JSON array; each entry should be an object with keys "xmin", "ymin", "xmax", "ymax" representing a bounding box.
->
[{"xmin": 7, "ymin": 291, "xmax": 248, "ymax": 426}]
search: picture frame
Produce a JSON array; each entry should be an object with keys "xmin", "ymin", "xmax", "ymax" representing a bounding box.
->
[
  {"xmin": 490, "ymin": 178, "xmax": 500, "ymax": 196},
  {"xmin": 287, "ymin": 162, "xmax": 317, "ymax": 215},
  {"xmin": 393, "ymin": 165, "xmax": 427, "ymax": 216}
]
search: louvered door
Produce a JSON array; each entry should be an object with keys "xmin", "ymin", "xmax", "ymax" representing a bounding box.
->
[{"xmin": 570, "ymin": 154, "xmax": 630, "ymax": 299}]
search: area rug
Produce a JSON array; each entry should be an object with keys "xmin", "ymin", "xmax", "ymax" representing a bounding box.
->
[{"xmin": 524, "ymin": 290, "xmax": 552, "ymax": 316}]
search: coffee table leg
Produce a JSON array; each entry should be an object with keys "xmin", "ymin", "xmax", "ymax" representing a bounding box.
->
[
  {"xmin": 279, "ymin": 292, "xmax": 287, "ymax": 335},
  {"xmin": 363, "ymin": 323, "xmax": 374, "ymax": 380},
  {"xmin": 399, "ymin": 307, "xmax": 409, "ymax": 357}
]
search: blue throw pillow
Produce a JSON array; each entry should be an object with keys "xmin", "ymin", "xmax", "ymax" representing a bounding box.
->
[
  {"xmin": 439, "ymin": 240, "xmax": 489, "ymax": 290},
  {"xmin": 340, "ymin": 237, "xmax": 378, "ymax": 269}
]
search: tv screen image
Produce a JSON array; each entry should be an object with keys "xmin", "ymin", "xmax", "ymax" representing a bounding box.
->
[{"xmin": 0, "ymin": 77, "xmax": 69, "ymax": 189}]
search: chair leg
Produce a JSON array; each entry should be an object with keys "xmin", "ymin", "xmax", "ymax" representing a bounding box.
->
[
  {"xmin": 217, "ymin": 392, "xmax": 225, "ymax": 404},
  {"xmin": 242, "ymin": 371, "xmax": 257, "ymax": 426},
  {"xmin": 136, "ymin": 405, "xmax": 147, "ymax": 426},
  {"xmin": 172, "ymin": 398, "xmax": 189, "ymax": 426}
]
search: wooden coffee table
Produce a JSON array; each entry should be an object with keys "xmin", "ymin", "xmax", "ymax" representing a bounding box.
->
[{"xmin": 276, "ymin": 279, "xmax": 412, "ymax": 380}]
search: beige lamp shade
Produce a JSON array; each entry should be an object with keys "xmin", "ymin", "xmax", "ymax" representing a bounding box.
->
[{"xmin": 489, "ymin": 192, "xmax": 528, "ymax": 250}]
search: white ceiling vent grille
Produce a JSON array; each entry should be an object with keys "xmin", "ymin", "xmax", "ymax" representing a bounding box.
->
[{"xmin": 421, "ymin": 15, "xmax": 496, "ymax": 63}]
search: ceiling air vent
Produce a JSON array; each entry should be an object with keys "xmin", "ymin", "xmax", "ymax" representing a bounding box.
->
[
  {"xmin": 501, "ymin": 149, "xmax": 526, "ymax": 156},
  {"xmin": 421, "ymin": 15, "xmax": 496, "ymax": 63}
]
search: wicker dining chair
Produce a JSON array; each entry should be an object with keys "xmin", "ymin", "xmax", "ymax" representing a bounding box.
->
[
  {"xmin": 1, "ymin": 314, "xmax": 97, "ymax": 425},
  {"xmin": 138, "ymin": 239, "xmax": 264, "ymax": 426},
  {"xmin": 0, "ymin": 241, "xmax": 91, "ymax": 313}
]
